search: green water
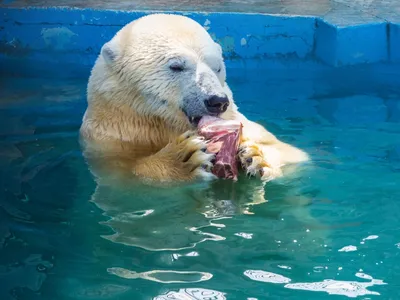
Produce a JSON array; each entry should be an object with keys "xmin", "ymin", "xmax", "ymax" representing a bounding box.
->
[{"xmin": 1, "ymin": 66, "xmax": 400, "ymax": 299}]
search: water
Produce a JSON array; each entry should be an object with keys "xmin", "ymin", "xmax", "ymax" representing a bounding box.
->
[{"xmin": 1, "ymin": 64, "xmax": 400, "ymax": 299}]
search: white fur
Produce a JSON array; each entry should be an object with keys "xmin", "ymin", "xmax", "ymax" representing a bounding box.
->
[{"xmin": 82, "ymin": 13, "xmax": 309, "ymax": 182}]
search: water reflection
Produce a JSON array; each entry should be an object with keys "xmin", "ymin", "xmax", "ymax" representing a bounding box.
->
[
  {"xmin": 90, "ymin": 180, "xmax": 230, "ymax": 251},
  {"xmin": 0, "ymin": 254, "xmax": 53, "ymax": 298},
  {"xmin": 88, "ymin": 157, "xmax": 327, "ymax": 254},
  {"xmin": 2, "ymin": 68, "xmax": 400, "ymax": 299}
]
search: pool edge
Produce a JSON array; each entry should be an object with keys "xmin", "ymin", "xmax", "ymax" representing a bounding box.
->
[{"xmin": 1, "ymin": 6, "xmax": 399, "ymax": 75}]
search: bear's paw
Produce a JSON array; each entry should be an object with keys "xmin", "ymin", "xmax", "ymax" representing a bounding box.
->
[
  {"xmin": 171, "ymin": 131, "xmax": 217, "ymax": 181},
  {"xmin": 238, "ymin": 141, "xmax": 282, "ymax": 182}
]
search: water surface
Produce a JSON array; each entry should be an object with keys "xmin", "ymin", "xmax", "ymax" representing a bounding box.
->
[{"xmin": 1, "ymin": 64, "xmax": 400, "ymax": 299}]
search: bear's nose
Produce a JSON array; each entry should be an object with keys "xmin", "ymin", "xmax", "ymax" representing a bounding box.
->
[{"xmin": 204, "ymin": 95, "xmax": 229, "ymax": 114}]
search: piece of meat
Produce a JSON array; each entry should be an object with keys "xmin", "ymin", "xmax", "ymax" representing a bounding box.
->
[{"xmin": 198, "ymin": 116, "xmax": 243, "ymax": 181}]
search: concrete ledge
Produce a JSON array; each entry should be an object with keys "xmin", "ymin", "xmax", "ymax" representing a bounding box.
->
[
  {"xmin": 315, "ymin": 20, "xmax": 389, "ymax": 66},
  {"xmin": 390, "ymin": 23, "xmax": 400, "ymax": 63},
  {"xmin": 0, "ymin": 7, "xmax": 399, "ymax": 74}
]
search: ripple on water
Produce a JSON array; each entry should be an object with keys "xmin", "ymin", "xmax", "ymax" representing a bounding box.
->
[
  {"xmin": 154, "ymin": 288, "xmax": 226, "ymax": 300},
  {"xmin": 101, "ymin": 217, "xmax": 226, "ymax": 252},
  {"xmin": 244, "ymin": 270, "xmax": 291, "ymax": 284},
  {"xmin": 102, "ymin": 210, "xmax": 155, "ymax": 224},
  {"xmin": 107, "ymin": 267, "xmax": 212, "ymax": 283},
  {"xmin": 284, "ymin": 273, "xmax": 386, "ymax": 298},
  {"xmin": 68, "ymin": 284, "xmax": 131, "ymax": 299},
  {"xmin": 243, "ymin": 269, "xmax": 386, "ymax": 298}
]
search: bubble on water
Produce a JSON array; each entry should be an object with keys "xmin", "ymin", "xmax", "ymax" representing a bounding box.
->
[
  {"xmin": 172, "ymin": 251, "xmax": 199, "ymax": 260},
  {"xmin": 338, "ymin": 245, "xmax": 357, "ymax": 252},
  {"xmin": 362, "ymin": 235, "xmax": 379, "ymax": 243},
  {"xmin": 235, "ymin": 232, "xmax": 253, "ymax": 239},
  {"xmin": 313, "ymin": 266, "xmax": 325, "ymax": 273},
  {"xmin": 278, "ymin": 265, "xmax": 292, "ymax": 270}
]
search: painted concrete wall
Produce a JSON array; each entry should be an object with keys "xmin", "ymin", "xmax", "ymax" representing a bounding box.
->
[{"xmin": 0, "ymin": 7, "xmax": 399, "ymax": 76}]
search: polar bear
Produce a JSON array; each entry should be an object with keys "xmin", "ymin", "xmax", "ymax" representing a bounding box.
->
[{"xmin": 80, "ymin": 13, "xmax": 309, "ymax": 183}]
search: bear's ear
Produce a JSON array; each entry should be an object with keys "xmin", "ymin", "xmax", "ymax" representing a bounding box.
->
[{"xmin": 101, "ymin": 41, "xmax": 118, "ymax": 64}]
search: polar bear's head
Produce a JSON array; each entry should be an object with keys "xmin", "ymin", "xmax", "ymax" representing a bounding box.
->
[{"xmin": 90, "ymin": 14, "xmax": 233, "ymax": 129}]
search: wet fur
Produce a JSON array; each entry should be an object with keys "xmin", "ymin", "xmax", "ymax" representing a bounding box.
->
[{"xmin": 80, "ymin": 14, "xmax": 309, "ymax": 183}]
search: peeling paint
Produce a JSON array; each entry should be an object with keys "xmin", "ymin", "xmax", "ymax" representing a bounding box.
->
[
  {"xmin": 240, "ymin": 37, "xmax": 247, "ymax": 46},
  {"xmin": 203, "ymin": 19, "xmax": 211, "ymax": 30},
  {"xmin": 0, "ymin": 38, "xmax": 30, "ymax": 56},
  {"xmin": 218, "ymin": 36, "xmax": 235, "ymax": 53},
  {"xmin": 41, "ymin": 27, "xmax": 76, "ymax": 50}
]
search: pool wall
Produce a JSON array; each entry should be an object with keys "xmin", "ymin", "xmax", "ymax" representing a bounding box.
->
[{"xmin": 1, "ymin": 7, "xmax": 400, "ymax": 77}]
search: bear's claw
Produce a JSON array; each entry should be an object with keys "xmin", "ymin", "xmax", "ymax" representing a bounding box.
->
[
  {"xmin": 174, "ymin": 131, "xmax": 216, "ymax": 180},
  {"xmin": 238, "ymin": 141, "xmax": 282, "ymax": 181}
]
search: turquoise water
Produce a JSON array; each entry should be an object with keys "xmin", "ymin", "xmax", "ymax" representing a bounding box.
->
[{"xmin": 1, "ymin": 65, "xmax": 400, "ymax": 299}]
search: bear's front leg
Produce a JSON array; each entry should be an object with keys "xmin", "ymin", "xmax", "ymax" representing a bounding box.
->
[{"xmin": 134, "ymin": 131, "xmax": 216, "ymax": 182}]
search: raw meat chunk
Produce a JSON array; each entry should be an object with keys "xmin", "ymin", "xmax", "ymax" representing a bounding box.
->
[{"xmin": 198, "ymin": 116, "xmax": 243, "ymax": 180}]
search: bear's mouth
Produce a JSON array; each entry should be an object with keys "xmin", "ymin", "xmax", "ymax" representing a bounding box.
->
[
  {"xmin": 188, "ymin": 116, "xmax": 202, "ymax": 127},
  {"xmin": 182, "ymin": 110, "xmax": 203, "ymax": 127}
]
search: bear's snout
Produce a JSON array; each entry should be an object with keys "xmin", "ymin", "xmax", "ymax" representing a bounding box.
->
[{"xmin": 204, "ymin": 95, "xmax": 229, "ymax": 114}]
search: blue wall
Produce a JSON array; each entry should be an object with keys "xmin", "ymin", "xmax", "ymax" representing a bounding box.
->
[{"xmin": 0, "ymin": 7, "xmax": 399, "ymax": 77}]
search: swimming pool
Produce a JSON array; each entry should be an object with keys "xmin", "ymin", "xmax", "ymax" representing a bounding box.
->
[{"xmin": 1, "ymin": 4, "xmax": 400, "ymax": 300}]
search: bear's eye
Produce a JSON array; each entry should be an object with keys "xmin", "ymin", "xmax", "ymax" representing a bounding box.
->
[{"xmin": 169, "ymin": 62, "xmax": 185, "ymax": 72}]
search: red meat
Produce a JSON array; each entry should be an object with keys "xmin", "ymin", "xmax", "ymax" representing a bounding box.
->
[{"xmin": 198, "ymin": 116, "xmax": 243, "ymax": 180}]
